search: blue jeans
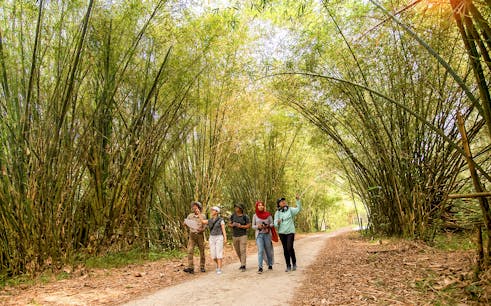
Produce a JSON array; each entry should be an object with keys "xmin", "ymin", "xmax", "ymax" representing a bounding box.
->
[{"xmin": 256, "ymin": 233, "xmax": 273, "ymax": 268}]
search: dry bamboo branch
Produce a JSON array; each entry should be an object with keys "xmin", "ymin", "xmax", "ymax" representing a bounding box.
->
[{"xmin": 447, "ymin": 192, "xmax": 491, "ymax": 199}]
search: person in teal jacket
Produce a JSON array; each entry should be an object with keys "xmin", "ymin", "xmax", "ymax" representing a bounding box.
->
[{"xmin": 274, "ymin": 194, "xmax": 301, "ymax": 272}]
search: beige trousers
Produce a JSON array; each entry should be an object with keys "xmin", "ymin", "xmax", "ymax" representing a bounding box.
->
[
  {"xmin": 187, "ymin": 232, "xmax": 205, "ymax": 269},
  {"xmin": 232, "ymin": 235, "xmax": 248, "ymax": 266}
]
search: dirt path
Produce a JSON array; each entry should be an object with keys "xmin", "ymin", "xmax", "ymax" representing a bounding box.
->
[
  {"xmin": 3, "ymin": 229, "xmax": 485, "ymax": 305},
  {"xmin": 124, "ymin": 228, "xmax": 353, "ymax": 306}
]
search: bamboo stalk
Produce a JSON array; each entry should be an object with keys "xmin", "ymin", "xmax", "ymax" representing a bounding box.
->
[
  {"xmin": 447, "ymin": 192, "xmax": 491, "ymax": 199},
  {"xmin": 457, "ymin": 112, "xmax": 491, "ymax": 265}
]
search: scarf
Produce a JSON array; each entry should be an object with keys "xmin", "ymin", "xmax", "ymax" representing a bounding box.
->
[{"xmin": 255, "ymin": 201, "xmax": 271, "ymax": 220}]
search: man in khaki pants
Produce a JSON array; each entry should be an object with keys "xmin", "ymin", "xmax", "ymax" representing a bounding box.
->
[
  {"xmin": 183, "ymin": 201, "xmax": 206, "ymax": 274},
  {"xmin": 228, "ymin": 203, "xmax": 250, "ymax": 271}
]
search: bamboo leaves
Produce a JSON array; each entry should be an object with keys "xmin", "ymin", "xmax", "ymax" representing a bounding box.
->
[{"xmin": 0, "ymin": 0, "xmax": 198, "ymax": 275}]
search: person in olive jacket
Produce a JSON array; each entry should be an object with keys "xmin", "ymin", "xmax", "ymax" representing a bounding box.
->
[{"xmin": 274, "ymin": 194, "xmax": 301, "ymax": 272}]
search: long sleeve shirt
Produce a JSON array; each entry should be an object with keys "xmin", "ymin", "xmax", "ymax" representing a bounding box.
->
[
  {"xmin": 252, "ymin": 214, "xmax": 274, "ymax": 238},
  {"xmin": 274, "ymin": 200, "xmax": 302, "ymax": 234}
]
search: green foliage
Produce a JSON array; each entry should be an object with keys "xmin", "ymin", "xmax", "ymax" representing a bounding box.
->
[
  {"xmin": 0, "ymin": 248, "xmax": 183, "ymax": 290},
  {"xmin": 2, "ymin": 0, "xmax": 488, "ymax": 280},
  {"xmin": 83, "ymin": 248, "xmax": 184, "ymax": 269},
  {"xmin": 0, "ymin": 274, "xmax": 35, "ymax": 290},
  {"xmin": 0, "ymin": 0, "xmax": 202, "ymax": 276},
  {"xmin": 431, "ymin": 231, "xmax": 477, "ymax": 252},
  {"xmin": 268, "ymin": 0, "xmax": 491, "ymax": 241}
]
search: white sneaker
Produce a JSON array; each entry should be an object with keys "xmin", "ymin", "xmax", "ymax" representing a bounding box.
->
[{"xmin": 216, "ymin": 269, "xmax": 222, "ymax": 275}]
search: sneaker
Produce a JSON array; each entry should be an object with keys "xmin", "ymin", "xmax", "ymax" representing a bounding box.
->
[
  {"xmin": 268, "ymin": 265, "xmax": 273, "ymax": 270},
  {"xmin": 238, "ymin": 265, "xmax": 244, "ymax": 270},
  {"xmin": 216, "ymin": 269, "xmax": 222, "ymax": 275},
  {"xmin": 285, "ymin": 266, "xmax": 291, "ymax": 272},
  {"xmin": 200, "ymin": 267, "xmax": 206, "ymax": 273},
  {"xmin": 257, "ymin": 267, "xmax": 263, "ymax": 274},
  {"xmin": 240, "ymin": 266, "xmax": 246, "ymax": 272},
  {"xmin": 292, "ymin": 265, "xmax": 297, "ymax": 271},
  {"xmin": 183, "ymin": 267, "xmax": 194, "ymax": 274}
]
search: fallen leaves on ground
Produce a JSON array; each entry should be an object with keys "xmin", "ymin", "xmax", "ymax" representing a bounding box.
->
[
  {"xmin": 2, "ymin": 232, "xmax": 490, "ymax": 305},
  {"xmin": 0, "ymin": 241, "xmax": 262, "ymax": 305},
  {"xmin": 293, "ymin": 232, "xmax": 490, "ymax": 305}
]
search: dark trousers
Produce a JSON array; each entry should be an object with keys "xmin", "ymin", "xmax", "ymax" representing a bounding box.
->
[{"xmin": 279, "ymin": 233, "xmax": 296, "ymax": 267}]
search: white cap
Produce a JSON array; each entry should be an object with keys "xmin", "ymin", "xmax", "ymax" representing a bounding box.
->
[{"xmin": 211, "ymin": 206, "xmax": 220, "ymax": 213}]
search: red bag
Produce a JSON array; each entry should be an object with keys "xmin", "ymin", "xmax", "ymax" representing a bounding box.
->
[{"xmin": 271, "ymin": 226, "xmax": 279, "ymax": 242}]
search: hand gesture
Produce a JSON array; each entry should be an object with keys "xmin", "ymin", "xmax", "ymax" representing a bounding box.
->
[{"xmin": 295, "ymin": 193, "xmax": 300, "ymax": 200}]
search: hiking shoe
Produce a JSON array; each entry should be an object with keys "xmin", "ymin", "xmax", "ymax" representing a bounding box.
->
[
  {"xmin": 292, "ymin": 265, "xmax": 297, "ymax": 271},
  {"xmin": 257, "ymin": 267, "xmax": 263, "ymax": 274},
  {"xmin": 268, "ymin": 265, "xmax": 273, "ymax": 270},
  {"xmin": 200, "ymin": 267, "xmax": 206, "ymax": 273},
  {"xmin": 183, "ymin": 267, "xmax": 194, "ymax": 274},
  {"xmin": 285, "ymin": 266, "xmax": 291, "ymax": 272}
]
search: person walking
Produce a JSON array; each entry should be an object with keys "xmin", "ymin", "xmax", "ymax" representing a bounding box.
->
[
  {"xmin": 252, "ymin": 201, "xmax": 274, "ymax": 274},
  {"xmin": 228, "ymin": 203, "xmax": 250, "ymax": 271},
  {"xmin": 274, "ymin": 194, "xmax": 302, "ymax": 272},
  {"xmin": 183, "ymin": 201, "xmax": 206, "ymax": 274},
  {"xmin": 198, "ymin": 206, "xmax": 227, "ymax": 274}
]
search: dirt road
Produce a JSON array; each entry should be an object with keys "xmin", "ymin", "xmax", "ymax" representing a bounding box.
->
[{"xmin": 124, "ymin": 228, "xmax": 353, "ymax": 306}]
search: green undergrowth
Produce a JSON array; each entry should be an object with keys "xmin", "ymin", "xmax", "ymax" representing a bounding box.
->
[
  {"xmin": 358, "ymin": 228, "xmax": 477, "ymax": 251},
  {"xmin": 0, "ymin": 269, "xmax": 75, "ymax": 289},
  {"xmin": 0, "ymin": 274, "xmax": 34, "ymax": 289},
  {"xmin": 0, "ymin": 247, "xmax": 185, "ymax": 290},
  {"xmin": 81, "ymin": 247, "xmax": 184, "ymax": 269},
  {"xmin": 431, "ymin": 231, "xmax": 477, "ymax": 251}
]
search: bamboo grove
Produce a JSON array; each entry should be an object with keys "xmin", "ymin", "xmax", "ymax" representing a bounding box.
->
[
  {"xmin": 272, "ymin": 0, "xmax": 491, "ymax": 263},
  {"xmin": 1, "ymin": 0, "xmax": 491, "ymax": 278},
  {"xmin": 0, "ymin": 1, "xmax": 309, "ymax": 277}
]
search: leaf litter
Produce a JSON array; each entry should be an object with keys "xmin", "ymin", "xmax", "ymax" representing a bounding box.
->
[
  {"xmin": 1, "ymin": 232, "xmax": 490, "ymax": 305},
  {"xmin": 293, "ymin": 232, "xmax": 490, "ymax": 305}
]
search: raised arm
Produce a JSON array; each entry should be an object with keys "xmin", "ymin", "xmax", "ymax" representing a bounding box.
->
[
  {"xmin": 197, "ymin": 213, "xmax": 209, "ymax": 224},
  {"xmin": 291, "ymin": 194, "xmax": 302, "ymax": 216}
]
